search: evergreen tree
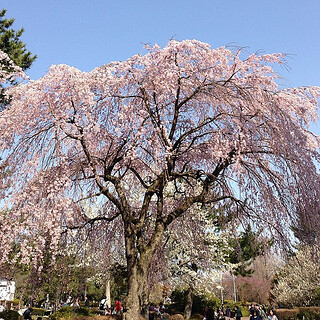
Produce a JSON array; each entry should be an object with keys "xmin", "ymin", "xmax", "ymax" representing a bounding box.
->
[
  {"xmin": 228, "ymin": 225, "xmax": 267, "ymax": 276},
  {"xmin": 0, "ymin": 9, "xmax": 36, "ymax": 107},
  {"xmin": 0, "ymin": 9, "xmax": 36, "ymax": 70}
]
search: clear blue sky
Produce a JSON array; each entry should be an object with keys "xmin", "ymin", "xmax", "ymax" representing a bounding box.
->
[{"xmin": 2, "ymin": 0, "xmax": 320, "ymax": 88}]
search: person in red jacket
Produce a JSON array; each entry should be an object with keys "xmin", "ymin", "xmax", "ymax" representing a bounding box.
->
[{"xmin": 114, "ymin": 298, "xmax": 122, "ymax": 315}]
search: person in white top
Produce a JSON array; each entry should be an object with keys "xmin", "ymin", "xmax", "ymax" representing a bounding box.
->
[{"xmin": 268, "ymin": 310, "xmax": 278, "ymax": 320}]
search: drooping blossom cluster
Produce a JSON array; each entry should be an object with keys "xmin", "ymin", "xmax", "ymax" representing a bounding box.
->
[{"xmin": 0, "ymin": 39, "xmax": 319, "ymax": 274}]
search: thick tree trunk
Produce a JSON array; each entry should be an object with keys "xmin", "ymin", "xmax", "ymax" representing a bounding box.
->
[
  {"xmin": 184, "ymin": 287, "xmax": 193, "ymax": 320},
  {"xmin": 122, "ymin": 234, "xmax": 148, "ymax": 320},
  {"xmin": 122, "ymin": 221, "xmax": 165, "ymax": 320},
  {"xmin": 123, "ymin": 273, "xmax": 141, "ymax": 319},
  {"xmin": 123, "ymin": 263, "xmax": 149, "ymax": 320},
  {"xmin": 140, "ymin": 277, "xmax": 150, "ymax": 319}
]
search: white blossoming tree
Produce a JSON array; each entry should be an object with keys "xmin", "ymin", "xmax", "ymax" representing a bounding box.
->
[
  {"xmin": 163, "ymin": 208, "xmax": 231, "ymax": 319},
  {"xmin": 271, "ymin": 246, "xmax": 320, "ymax": 307}
]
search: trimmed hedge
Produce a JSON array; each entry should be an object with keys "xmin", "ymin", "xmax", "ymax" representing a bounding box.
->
[
  {"xmin": 275, "ymin": 307, "xmax": 320, "ymax": 320},
  {"xmin": 297, "ymin": 310, "xmax": 320, "ymax": 320},
  {"xmin": 32, "ymin": 308, "xmax": 47, "ymax": 316},
  {"xmin": 0, "ymin": 310, "xmax": 21, "ymax": 320},
  {"xmin": 49, "ymin": 306, "xmax": 94, "ymax": 320}
]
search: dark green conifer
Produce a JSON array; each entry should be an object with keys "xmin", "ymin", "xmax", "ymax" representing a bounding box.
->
[
  {"xmin": 0, "ymin": 9, "xmax": 36, "ymax": 107},
  {"xmin": 0, "ymin": 9, "xmax": 36, "ymax": 70}
]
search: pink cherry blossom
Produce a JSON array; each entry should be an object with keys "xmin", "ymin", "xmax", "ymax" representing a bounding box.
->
[{"xmin": 0, "ymin": 40, "xmax": 320, "ymax": 319}]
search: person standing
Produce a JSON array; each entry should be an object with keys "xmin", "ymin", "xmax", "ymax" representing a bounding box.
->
[
  {"xmin": 218, "ymin": 308, "xmax": 226, "ymax": 320},
  {"xmin": 235, "ymin": 306, "xmax": 242, "ymax": 320},
  {"xmin": 114, "ymin": 298, "xmax": 122, "ymax": 315},
  {"xmin": 226, "ymin": 306, "xmax": 231, "ymax": 320},
  {"xmin": 203, "ymin": 305, "xmax": 209, "ymax": 320},
  {"xmin": 159, "ymin": 302, "xmax": 165, "ymax": 314},
  {"xmin": 230, "ymin": 307, "xmax": 235, "ymax": 320},
  {"xmin": 267, "ymin": 310, "xmax": 278, "ymax": 320},
  {"xmin": 149, "ymin": 303, "xmax": 156, "ymax": 320},
  {"xmin": 206, "ymin": 307, "xmax": 215, "ymax": 320},
  {"xmin": 250, "ymin": 311, "xmax": 261, "ymax": 320},
  {"xmin": 99, "ymin": 297, "xmax": 106, "ymax": 314},
  {"xmin": 259, "ymin": 306, "xmax": 266, "ymax": 320},
  {"xmin": 23, "ymin": 307, "xmax": 33, "ymax": 320},
  {"xmin": 84, "ymin": 296, "xmax": 90, "ymax": 307},
  {"xmin": 249, "ymin": 304, "xmax": 255, "ymax": 317}
]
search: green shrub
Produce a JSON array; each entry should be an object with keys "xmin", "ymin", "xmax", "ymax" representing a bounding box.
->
[
  {"xmin": 239, "ymin": 305, "xmax": 249, "ymax": 318},
  {"xmin": 297, "ymin": 311, "xmax": 320, "ymax": 320},
  {"xmin": 170, "ymin": 289, "xmax": 221, "ymax": 315},
  {"xmin": 49, "ymin": 306, "xmax": 74, "ymax": 320},
  {"xmin": 170, "ymin": 289, "xmax": 187, "ymax": 313},
  {"xmin": 74, "ymin": 308, "xmax": 91, "ymax": 316},
  {"xmin": 32, "ymin": 308, "xmax": 47, "ymax": 316},
  {"xmin": 0, "ymin": 310, "xmax": 21, "ymax": 320},
  {"xmin": 48, "ymin": 306, "xmax": 93, "ymax": 320}
]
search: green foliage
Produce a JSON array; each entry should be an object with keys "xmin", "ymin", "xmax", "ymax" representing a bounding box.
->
[
  {"xmin": 170, "ymin": 289, "xmax": 221, "ymax": 315},
  {"xmin": 314, "ymin": 287, "xmax": 320, "ymax": 304},
  {"xmin": 239, "ymin": 306, "xmax": 250, "ymax": 318},
  {"xmin": 0, "ymin": 8, "xmax": 36, "ymax": 107},
  {"xmin": 49, "ymin": 306, "xmax": 74, "ymax": 320},
  {"xmin": 48, "ymin": 306, "xmax": 93, "ymax": 320},
  {"xmin": 31, "ymin": 308, "xmax": 47, "ymax": 316},
  {"xmin": 0, "ymin": 310, "xmax": 21, "ymax": 320},
  {"xmin": 9, "ymin": 249, "xmax": 127, "ymax": 307},
  {"xmin": 0, "ymin": 9, "xmax": 36, "ymax": 70},
  {"xmin": 169, "ymin": 289, "xmax": 188, "ymax": 314},
  {"xmin": 169, "ymin": 291, "xmax": 249, "ymax": 317},
  {"xmin": 13, "ymin": 268, "xmax": 31, "ymax": 302},
  {"xmin": 84, "ymin": 279, "xmax": 105, "ymax": 302},
  {"xmin": 109, "ymin": 263, "xmax": 128, "ymax": 302},
  {"xmin": 297, "ymin": 311, "xmax": 320, "ymax": 320},
  {"xmin": 227, "ymin": 225, "xmax": 267, "ymax": 276},
  {"xmin": 74, "ymin": 308, "xmax": 91, "ymax": 316}
]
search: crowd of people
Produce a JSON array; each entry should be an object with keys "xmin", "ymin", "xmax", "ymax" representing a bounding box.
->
[
  {"xmin": 247, "ymin": 304, "xmax": 278, "ymax": 320},
  {"xmin": 3, "ymin": 296, "xmax": 280, "ymax": 320},
  {"xmin": 203, "ymin": 304, "xmax": 278, "ymax": 320},
  {"xmin": 17, "ymin": 295, "xmax": 123, "ymax": 320},
  {"xmin": 204, "ymin": 305, "xmax": 242, "ymax": 320}
]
